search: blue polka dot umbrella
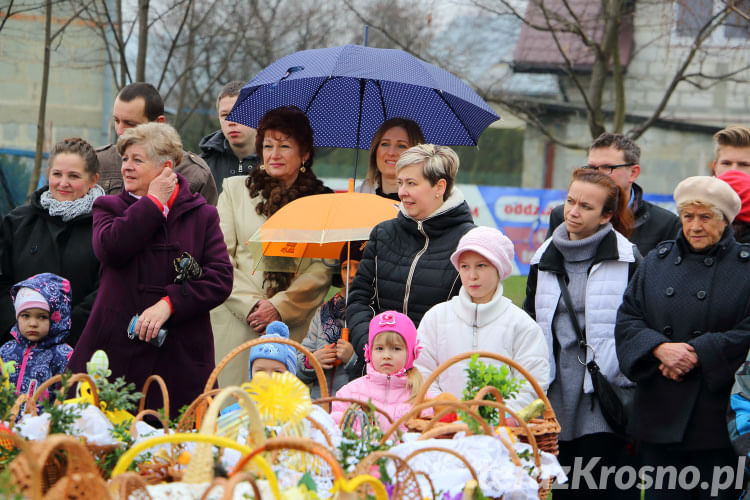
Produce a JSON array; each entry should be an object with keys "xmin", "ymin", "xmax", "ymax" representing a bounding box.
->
[{"xmin": 229, "ymin": 45, "xmax": 499, "ymax": 151}]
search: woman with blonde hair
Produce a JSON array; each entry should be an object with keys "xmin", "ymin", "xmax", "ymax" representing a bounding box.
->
[
  {"xmin": 68, "ymin": 122, "xmax": 233, "ymax": 413},
  {"xmin": 347, "ymin": 144, "xmax": 474, "ymax": 375}
]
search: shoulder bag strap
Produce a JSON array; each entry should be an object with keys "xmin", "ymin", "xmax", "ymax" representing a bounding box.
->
[{"xmin": 555, "ymin": 273, "xmax": 587, "ymax": 350}]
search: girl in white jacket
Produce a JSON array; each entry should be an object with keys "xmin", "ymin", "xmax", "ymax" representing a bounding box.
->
[{"xmin": 415, "ymin": 226, "xmax": 549, "ymax": 411}]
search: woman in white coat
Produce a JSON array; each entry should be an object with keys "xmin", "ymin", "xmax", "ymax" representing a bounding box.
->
[{"xmin": 415, "ymin": 226, "xmax": 549, "ymax": 411}]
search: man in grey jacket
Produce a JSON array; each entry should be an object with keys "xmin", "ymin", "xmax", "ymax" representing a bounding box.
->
[
  {"xmin": 199, "ymin": 81, "xmax": 259, "ymax": 194},
  {"xmin": 96, "ymin": 82, "xmax": 218, "ymax": 204}
]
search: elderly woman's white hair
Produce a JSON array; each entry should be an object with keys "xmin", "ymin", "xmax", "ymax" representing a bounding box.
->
[
  {"xmin": 673, "ymin": 175, "xmax": 741, "ymax": 223},
  {"xmin": 396, "ymin": 144, "xmax": 459, "ymax": 201},
  {"xmin": 116, "ymin": 122, "xmax": 183, "ymax": 168}
]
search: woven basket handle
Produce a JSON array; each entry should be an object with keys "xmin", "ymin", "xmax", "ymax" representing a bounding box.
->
[
  {"xmin": 205, "ymin": 337, "xmax": 329, "ymax": 403},
  {"xmin": 415, "ymin": 351, "xmax": 556, "ymax": 420},
  {"xmin": 231, "ymin": 436, "xmax": 346, "ymax": 479},
  {"xmin": 26, "ymin": 373, "xmax": 100, "ymax": 415},
  {"xmin": 182, "ymin": 386, "xmax": 266, "ymax": 484},
  {"xmin": 129, "ymin": 409, "xmax": 171, "ymax": 439},
  {"xmin": 312, "ymin": 396, "xmax": 394, "ymax": 425},
  {"xmin": 380, "ymin": 400, "xmax": 492, "ymax": 444},
  {"xmin": 138, "ymin": 375, "xmax": 170, "ymax": 420}
]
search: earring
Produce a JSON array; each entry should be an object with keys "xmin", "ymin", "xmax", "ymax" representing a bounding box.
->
[
  {"xmin": 435, "ymin": 194, "xmax": 440, "ymax": 198},
  {"xmin": 300, "ymin": 165, "xmax": 306, "ymax": 173},
  {"xmin": 260, "ymin": 164, "xmax": 265, "ymax": 171}
]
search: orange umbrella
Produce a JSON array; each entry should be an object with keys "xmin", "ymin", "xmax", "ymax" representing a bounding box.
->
[{"xmin": 247, "ymin": 183, "xmax": 399, "ymax": 271}]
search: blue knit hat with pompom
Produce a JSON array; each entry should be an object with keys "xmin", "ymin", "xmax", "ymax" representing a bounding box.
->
[{"xmin": 248, "ymin": 321, "xmax": 297, "ymax": 379}]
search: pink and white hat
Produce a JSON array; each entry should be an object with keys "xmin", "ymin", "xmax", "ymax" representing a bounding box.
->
[
  {"xmin": 365, "ymin": 311, "xmax": 421, "ymax": 373},
  {"xmin": 14, "ymin": 287, "xmax": 50, "ymax": 318}
]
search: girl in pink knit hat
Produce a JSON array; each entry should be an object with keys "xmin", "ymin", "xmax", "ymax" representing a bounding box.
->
[
  {"xmin": 331, "ymin": 310, "xmax": 434, "ymax": 430},
  {"xmin": 415, "ymin": 226, "xmax": 550, "ymax": 412}
]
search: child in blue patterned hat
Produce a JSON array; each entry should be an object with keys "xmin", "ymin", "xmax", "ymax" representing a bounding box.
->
[{"xmin": 248, "ymin": 320, "xmax": 297, "ymax": 380}]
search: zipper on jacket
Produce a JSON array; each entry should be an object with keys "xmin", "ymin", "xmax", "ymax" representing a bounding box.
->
[
  {"xmin": 238, "ymin": 160, "xmax": 243, "ymax": 174},
  {"xmin": 16, "ymin": 346, "xmax": 32, "ymax": 395},
  {"xmin": 385, "ymin": 375, "xmax": 391, "ymax": 406},
  {"xmin": 403, "ymin": 220, "xmax": 430, "ymax": 316},
  {"xmin": 472, "ymin": 304, "xmax": 479, "ymax": 350}
]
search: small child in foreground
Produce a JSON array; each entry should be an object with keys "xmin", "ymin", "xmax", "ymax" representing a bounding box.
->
[
  {"xmin": 331, "ymin": 310, "xmax": 434, "ymax": 430},
  {"xmin": 0, "ymin": 272, "xmax": 73, "ymax": 397}
]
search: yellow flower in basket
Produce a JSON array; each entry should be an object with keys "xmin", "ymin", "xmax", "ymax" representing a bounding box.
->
[{"xmin": 243, "ymin": 372, "xmax": 312, "ymax": 427}]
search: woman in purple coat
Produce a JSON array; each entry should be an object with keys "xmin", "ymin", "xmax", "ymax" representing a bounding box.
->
[{"xmin": 68, "ymin": 122, "xmax": 233, "ymax": 413}]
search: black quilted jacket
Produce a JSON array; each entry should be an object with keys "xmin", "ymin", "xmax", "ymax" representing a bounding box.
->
[{"xmin": 346, "ymin": 189, "xmax": 474, "ymax": 376}]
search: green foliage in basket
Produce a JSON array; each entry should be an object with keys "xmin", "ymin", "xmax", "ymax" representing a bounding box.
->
[
  {"xmin": 461, "ymin": 354, "xmax": 524, "ymax": 426},
  {"xmin": 0, "ymin": 360, "xmax": 17, "ymax": 422},
  {"xmin": 90, "ymin": 368, "xmax": 143, "ymax": 414},
  {"xmin": 95, "ymin": 420, "xmax": 137, "ymax": 478},
  {"xmin": 41, "ymin": 372, "xmax": 85, "ymax": 435},
  {"xmin": 0, "ymin": 467, "xmax": 23, "ymax": 500}
]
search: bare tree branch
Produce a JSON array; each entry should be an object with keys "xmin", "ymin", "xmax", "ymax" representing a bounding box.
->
[{"xmin": 627, "ymin": 6, "xmax": 731, "ymax": 139}]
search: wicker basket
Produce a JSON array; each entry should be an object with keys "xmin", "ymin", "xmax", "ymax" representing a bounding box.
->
[
  {"xmin": 25, "ymin": 372, "xmax": 124, "ymax": 480},
  {"xmin": 415, "ymin": 351, "xmax": 560, "ymax": 456},
  {"xmin": 172, "ymin": 385, "xmax": 264, "ymax": 484},
  {"xmin": 353, "ymin": 450, "xmax": 423, "ymax": 500},
  {"xmin": 312, "ymin": 396, "xmax": 395, "ymax": 431},
  {"xmin": 205, "ymin": 337, "xmax": 328, "ymax": 401},
  {"xmin": 231, "ymin": 436, "xmax": 390, "ymax": 500},
  {"xmin": 137, "ymin": 374, "xmax": 170, "ymax": 420},
  {"xmin": 9, "ymin": 434, "xmax": 110, "ymax": 500}
]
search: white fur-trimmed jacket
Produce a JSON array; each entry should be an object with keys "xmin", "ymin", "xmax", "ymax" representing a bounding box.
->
[{"xmin": 524, "ymin": 229, "xmax": 639, "ymax": 393}]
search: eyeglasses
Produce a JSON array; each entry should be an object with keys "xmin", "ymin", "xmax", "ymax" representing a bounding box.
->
[{"xmin": 581, "ymin": 163, "xmax": 635, "ymax": 174}]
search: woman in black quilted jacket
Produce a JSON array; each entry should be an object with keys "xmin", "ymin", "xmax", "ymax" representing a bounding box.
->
[{"xmin": 346, "ymin": 144, "xmax": 474, "ymax": 376}]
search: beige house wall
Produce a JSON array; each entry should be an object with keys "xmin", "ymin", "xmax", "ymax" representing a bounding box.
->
[{"xmin": 0, "ymin": 9, "xmax": 109, "ymax": 153}]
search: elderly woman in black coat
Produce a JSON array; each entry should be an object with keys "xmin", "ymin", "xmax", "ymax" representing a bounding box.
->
[{"xmin": 616, "ymin": 176, "xmax": 750, "ymax": 500}]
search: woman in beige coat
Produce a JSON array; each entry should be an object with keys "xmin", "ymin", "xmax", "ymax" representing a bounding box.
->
[{"xmin": 211, "ymin": 106, "xmax": 332, "ymax": 387}]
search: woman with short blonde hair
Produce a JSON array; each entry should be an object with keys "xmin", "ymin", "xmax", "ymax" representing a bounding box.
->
[{"xmin": 347, "ymin": 143, "xmax": 474, "ymax": 375}]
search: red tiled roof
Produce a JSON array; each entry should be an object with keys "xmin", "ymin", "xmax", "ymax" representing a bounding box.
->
[{"xmin": 513, "ymin": 0, "xmax": 633, "ymax": 73}]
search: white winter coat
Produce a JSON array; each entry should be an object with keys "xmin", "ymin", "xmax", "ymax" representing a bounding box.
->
[{"xmin": 415, "ymin": 285, "xmax": 550, "ymax": 411}]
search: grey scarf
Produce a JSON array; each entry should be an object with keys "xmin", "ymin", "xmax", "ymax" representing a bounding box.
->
[{"xmin": 40, "ymin": 184, "xmax": 105, "ymax": 221}]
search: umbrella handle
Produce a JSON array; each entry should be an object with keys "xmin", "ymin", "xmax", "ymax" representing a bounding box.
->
[{"xmin": 332, "ymin": 328, "xmax": 349, "ymax": 367}]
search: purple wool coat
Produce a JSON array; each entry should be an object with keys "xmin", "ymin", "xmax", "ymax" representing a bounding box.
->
[{"xmin": 68, "ymin": 175, "xmax": 233, "ymax": 413}]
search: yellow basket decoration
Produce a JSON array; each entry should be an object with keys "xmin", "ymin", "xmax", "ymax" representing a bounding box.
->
[{"xmin": 244, "ymin": 371, "xmax": 312, "ymax": 428}]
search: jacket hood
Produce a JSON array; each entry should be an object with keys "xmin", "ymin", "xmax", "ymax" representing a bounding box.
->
[
  {"xmin": 199, "ymin": 129, "xmax": 229, "ymax": 155},
  {"xmin": 397, "ymin": 187, "xmax": 474, "ymax": 237},
  {"xmin": 10, "ymin": 272, "xmax": 72, "ymax": 348}
]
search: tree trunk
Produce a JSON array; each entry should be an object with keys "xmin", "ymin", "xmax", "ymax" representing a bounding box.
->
[
  {"xmin": 28, "ymin": 0, "xmax": 52, "ymax": 199},
  {"xmin": 585, "ymin": 0, "xmax": 622, "ymax": 139},
  {"xmin": 136, "ymin": 0, "xmax": 149, "ymax": 81},
  {"xmin": 116, "ymin": 0, "xmax": 126, "ymax": 87}
]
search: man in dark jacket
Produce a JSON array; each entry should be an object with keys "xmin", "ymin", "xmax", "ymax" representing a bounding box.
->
[
  {"xmin": 96, "ymin": 82, "xmax": 218, "ymax": 204},
  {"xmin": 546, "ymin": 133, "xmax": 680, "ymax": 256},
  {"xmin": 199, "ymin": 81, "xmax": 259, "ymax": 193}
]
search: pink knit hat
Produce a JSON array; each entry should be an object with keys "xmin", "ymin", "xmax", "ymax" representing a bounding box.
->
[
  {"xmin": 365, "ymin": 311, "xmax": 421, "ymax": 373},
  {"xmin": 14, "ymin": 287, "xmax": 50, "ymax": 318},
  {"xmin": 450, "ymin": 226, "xmax": 515, "ymax": 281}
]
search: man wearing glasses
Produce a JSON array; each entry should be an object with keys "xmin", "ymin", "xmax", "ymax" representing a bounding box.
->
[{"xmin": 546, "ymin": 133, "xmax": 681, "ymax": 256}]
